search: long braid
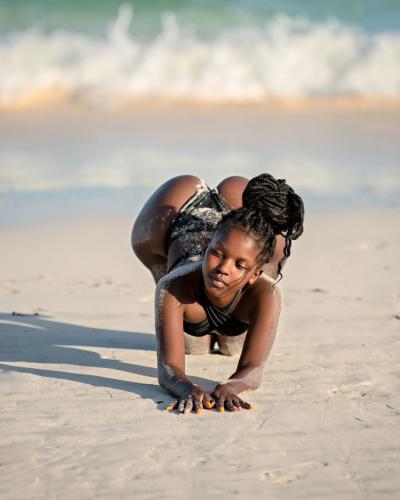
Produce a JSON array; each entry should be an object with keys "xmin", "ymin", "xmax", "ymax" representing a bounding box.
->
[{"xmin": 241, "ymin": 173, "xmax": 304, "ymax": 281}]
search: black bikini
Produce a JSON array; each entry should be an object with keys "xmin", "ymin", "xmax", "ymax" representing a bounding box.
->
[
  {"xmin": 166, "ymin": 183, "xmax": 230, "ymax": 272},
  {"xmin": 183, "ymin": 283, "xmax": 249, "ymax": 337},
  {"xmin": 166, "ymin": 181, "xmax": 249, "ymax": 337}
]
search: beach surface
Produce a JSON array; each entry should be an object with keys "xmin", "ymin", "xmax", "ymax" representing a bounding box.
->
[{"xmin": 1, "ymin": 206, "xmax": 399, "ymax": 499}]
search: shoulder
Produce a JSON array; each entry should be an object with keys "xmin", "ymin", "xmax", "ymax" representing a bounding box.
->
[
  {"xmin": 155, "ymin": 262, "xmax": 201, "ymax": 304},
  {"xmin": 242, "ymin": 274, "xmax": 277, "ymax": 316}
]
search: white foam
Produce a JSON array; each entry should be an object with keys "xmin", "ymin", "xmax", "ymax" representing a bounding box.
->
[{"xmin": 1, "ymin": 5, "xmax": 400, "ymax": 107}]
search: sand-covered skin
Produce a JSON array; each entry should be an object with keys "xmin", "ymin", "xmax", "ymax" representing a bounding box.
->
[{"xmin": 0, "ymin": 208, "xmax": 399, "ymax": 499}]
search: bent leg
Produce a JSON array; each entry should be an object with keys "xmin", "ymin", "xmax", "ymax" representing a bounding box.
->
[
  {"xmin": 216, "ymin": 333, "xmax": 246, "ymax": 356},
  {"xmin": 184, "ymin": 333, "xmax": 214, "ymax": 355},
  {"xmin": 131, "ymin": 175, "xmax": 204, "ymax": 283}
]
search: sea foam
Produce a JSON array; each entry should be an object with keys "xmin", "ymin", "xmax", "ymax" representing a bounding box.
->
[{"xmin": 1, "ymin": 5, "xmax": 400, "ymax": 108}]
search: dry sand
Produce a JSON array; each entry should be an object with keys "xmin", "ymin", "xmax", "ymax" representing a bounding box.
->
[{"xmin": 0, "ymin": 207, "xmax": 399, "ymax": 499}]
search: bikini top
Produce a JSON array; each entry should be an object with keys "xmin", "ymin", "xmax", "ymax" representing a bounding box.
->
[{"xmin": 183, "ymin": 284, "xmax": 249, "ymax": 337}]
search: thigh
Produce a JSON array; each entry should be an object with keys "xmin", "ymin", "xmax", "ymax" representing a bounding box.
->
[
  {"xmin": 216, "ymin": 176, "xmax": 249, "ymax": 209},
  {"xmin": 131, "ymin": 175, "xmax": 203, "ymax": 271}
]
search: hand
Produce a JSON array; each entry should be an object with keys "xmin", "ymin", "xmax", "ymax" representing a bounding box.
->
[
  {"xmin": 165, "ymin": 385, "xmax": 215, "ymax": 414},
  {"xmin": 211, "ymin": 383, "xmax": 252, "ymax": 412}
]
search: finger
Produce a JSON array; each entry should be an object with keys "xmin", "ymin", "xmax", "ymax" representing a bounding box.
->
[
  {"xmin": 203, "ymin": 394, "xmax": 215, "ymax": 410},
  {"xmin": 216, "ymin": 398, "xmax": 225, "ymax": 413},
  {"xmin": 225, "ymin": 400, "xmax": 237, "ymax": 412},
  {"xmin": 239, "ymin": 399, "xmax": 253, "ymax": 410},
  {"xmin": 178, "ymin": 398, "xmax": 185, "ymax": 413},
  {"xmin": 193, "ymin": 399, "xmax": 203, "ymax": 415},
  {"xmin": 232, "ymin": 399, "xmax": 242, "ymax": 410},
  {"xmin": 164, "ymin": 400, "xmax": 178, "ymax": 412},
  {"xmin": 184, "ymin": 397, "xmax": 193, "ymax": 414}
]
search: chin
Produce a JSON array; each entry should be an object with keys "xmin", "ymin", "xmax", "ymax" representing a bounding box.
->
[{"xmin": 202, "ymin": 273, "xmax": 222, "ymax": 292}]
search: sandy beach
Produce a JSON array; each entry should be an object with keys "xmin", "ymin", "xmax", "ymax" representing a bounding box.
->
[
  {"xmin": 2, "ymin": 1, "xmax": 400, "ymax": 497},
  {"xmin": 1, "ymin": 206, "xmax": 399, "ymax": 499}
]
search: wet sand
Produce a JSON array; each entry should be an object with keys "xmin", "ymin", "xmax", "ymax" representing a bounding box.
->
[{"xmin": 0, "ymin": 207, "xmax": 399, "ymax": 499}]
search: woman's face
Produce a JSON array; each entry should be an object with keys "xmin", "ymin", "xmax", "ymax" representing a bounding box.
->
[{"xmin": 202, "ymin": 227, "xmax": 263, "ymax": 301}]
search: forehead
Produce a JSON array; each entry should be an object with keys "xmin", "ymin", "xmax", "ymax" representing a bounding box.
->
[{"xmin": 211, "ymin": 227, "xmax": 261, "ymax": 260}]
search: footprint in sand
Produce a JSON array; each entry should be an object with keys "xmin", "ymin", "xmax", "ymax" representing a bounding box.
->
[
  {"xmin": 261, "ymin": 461, "xmax": 328, "ymax": 484},
  {"xmin": 310, "ymin": 287, "xmax": 329, "ymax": 294},
  {"xmin": 386, "ymin": 404, "xmax": 400, "ymax": 416},
  {"xmin": 328, "ymin": 380, "xmax": 372, "ymax": 399}
]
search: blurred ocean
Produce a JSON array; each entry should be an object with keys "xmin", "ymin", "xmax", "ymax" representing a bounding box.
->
[
  {"xmin": 0, "ymin": 1, "xmax": 399, "ymax": 225},
  {"xmin": 1, "ymin": 0, "xmax": 400, "ymax": 107}
]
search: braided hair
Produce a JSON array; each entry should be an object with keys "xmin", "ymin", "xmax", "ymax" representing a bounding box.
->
[
  {"xmin": 217, "ymin": 173, "xmax": 304, "ymax": 281},
  {"xmin": 243, "ymin": 173, "xmax": 304, "ymax": 280}
]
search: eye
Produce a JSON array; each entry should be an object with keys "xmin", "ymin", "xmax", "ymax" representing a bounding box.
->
[
  {"xmin": 211, "ymin": 247, "xmax": 223, "ymax": 257},
  {"xmin": 236, "ymin": 261, "xmax": 248, "ymax": 270}
]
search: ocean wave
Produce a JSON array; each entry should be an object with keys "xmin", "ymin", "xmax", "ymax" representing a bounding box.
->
[{"xmin": 1, "ymin": 4, "xmax": 400, "ymax": 108}]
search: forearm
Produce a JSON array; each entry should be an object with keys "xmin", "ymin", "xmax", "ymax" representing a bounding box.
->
[
  {"xmin": 226, "ymin": 283, "xmax": 282, "ymax": 393},
  {"xmin": 154, "ymin": 275, "xmax": 194, "ymax": 397}
]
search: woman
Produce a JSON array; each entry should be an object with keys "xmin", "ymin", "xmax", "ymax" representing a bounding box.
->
[{"xmin": 132, "ymin": 174, "xmax": 304, "ymax": 413}]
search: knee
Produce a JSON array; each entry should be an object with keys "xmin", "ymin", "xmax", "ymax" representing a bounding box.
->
[
  {"xmin": 184, "ymin": 333, "xmax": 212, "ymax": 355},
  {"xmin": 216, "ymin": 334, "xmax": 245, "ymax": 356},
  {"xmin": 218, "ymin": 344, "xmax": 241, "ymax": 356}
]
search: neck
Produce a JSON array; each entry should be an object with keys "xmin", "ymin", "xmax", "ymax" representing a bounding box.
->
[{"xmin": 200, "ymin": 275, "xmax": 240, "ymax": 308}]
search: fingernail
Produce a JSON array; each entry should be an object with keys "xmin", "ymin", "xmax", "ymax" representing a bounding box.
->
[
  {"xmin": 248, "ymin": 404, "xmax": 253, "ymax": 410},
  {"xmin": 218, "ymin": 407, "xmax": 224, "ymax": 413},
  {"xmin": 195, "ymin": 409, "xmax": 203, "ymax": 414}
]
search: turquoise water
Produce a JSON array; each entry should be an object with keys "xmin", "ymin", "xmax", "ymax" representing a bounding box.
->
[
  {"xmin": 1, "ymin": 1, "xmax": 400, "ymax": 105},
  {"xmin": 1, "ymin": 0, "xmax": 400, "ymax": 34}
]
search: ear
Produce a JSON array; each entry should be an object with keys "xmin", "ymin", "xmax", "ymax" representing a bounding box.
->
[{"xmin": 248, "ymin": 267, "xmax": 263, "ymax": 286}]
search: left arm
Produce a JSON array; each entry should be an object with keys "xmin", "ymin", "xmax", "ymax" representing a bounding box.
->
[{"xmin": 212, "ymin": 281, "xmax": 282, "ymax": 410}]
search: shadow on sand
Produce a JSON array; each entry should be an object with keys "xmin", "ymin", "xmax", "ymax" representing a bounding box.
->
[{"xmin": 0, "ymin": 313, "xmax": 216, "ymax": 405}]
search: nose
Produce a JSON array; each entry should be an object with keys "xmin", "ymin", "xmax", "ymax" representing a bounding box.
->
[{"xmin": 216, "ymin": 258, "xmax": 231, "ymax": 275}]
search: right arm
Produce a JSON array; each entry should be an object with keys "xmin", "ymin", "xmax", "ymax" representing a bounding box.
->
[{"xmin": 155, "ymin": 275, "xmax": 213, "ymax": 413}]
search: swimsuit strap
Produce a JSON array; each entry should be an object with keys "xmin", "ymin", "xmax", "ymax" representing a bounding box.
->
[
  {"xmin": 224, "ymin": 289, "xmax": 243, "ymax": 315},
  {"xmin": 198, "ymin": 279, "xmax": 243, "ymax": 331},
  {"xmin": 183, "ymin": 278, "xmax": 249, "ymax": 337}
]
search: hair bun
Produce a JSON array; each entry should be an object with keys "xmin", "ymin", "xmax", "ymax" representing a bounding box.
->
[{"xmin": 242, "ymin": 173, "xmax": 304, "ymax": 238}]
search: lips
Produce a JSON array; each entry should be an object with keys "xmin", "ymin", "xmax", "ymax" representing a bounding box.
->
[{"xmin": 208, "ymin": 274, "xmax": 227, "ymax": 288}]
